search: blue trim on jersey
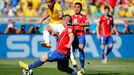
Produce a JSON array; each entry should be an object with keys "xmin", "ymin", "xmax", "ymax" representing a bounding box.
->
[
  {"xmin": 48, "ymin": 50, "xmax": 67, "ymax": 62},
  {"xmin": 100, "ymin": 36, "xmax": 113, "ymax": 45}
]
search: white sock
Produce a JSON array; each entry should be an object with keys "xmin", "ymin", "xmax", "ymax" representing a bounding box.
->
[
  {"xmin": 43, "ymin": 30, "xmax": 50, "ymax": 44},
  {"xmin": 70, "ymin": 47, "xmax": 77, "ymax": 65}
]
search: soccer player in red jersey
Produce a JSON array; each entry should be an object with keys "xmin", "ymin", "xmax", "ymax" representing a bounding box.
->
[
  {"xmin": 71, "ymin": 2, "xmax": 89, "ymax": 73},
  {"xmin": 96, "ymin": 6, "xmax": 119, "ymax": 63},
  {"xmin": 19, "ymin": 15, "xmax": 79, "ymax": 75}
]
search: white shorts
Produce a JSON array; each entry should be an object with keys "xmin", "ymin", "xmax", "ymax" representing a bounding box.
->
[{"xmin": 49, "ymin": 23, "xmax": 65, "ymax": 34}]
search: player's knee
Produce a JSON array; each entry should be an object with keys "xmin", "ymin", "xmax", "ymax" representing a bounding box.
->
[
  {"xmin": 101, "ymin": 45, "xmax": 105, "ymax": 49},
  {"xmin": 44, "ymin": 25, "xmax": 52, "ymax": 32},
  {"xmin": 44, "ymin": 25, "xmax": 49, "ymax": 30},
  {"xmin": 109, "ymin": 44, "xmax": 113, "ymax": 48},
  {"xmin": 40, "ymin": 54, "xmax": 48, "ymax": 62},
  {"xmin": 79, "ymin": 44, "xmax": 84, "ymax": 51}
]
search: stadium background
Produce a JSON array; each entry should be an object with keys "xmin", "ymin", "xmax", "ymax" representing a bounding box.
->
[{"xmin": 0, "ymin": 0, "xmax": 134, "ymax": 75}]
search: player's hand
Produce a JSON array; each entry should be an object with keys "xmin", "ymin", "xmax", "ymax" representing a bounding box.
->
[
  {"xmin": 73, "ymin": 23, "xmax": 79, "ymax": 25},
  {"xmin": 38, "ymin": 21, "xmax": 43, "ymax": 26},
  {"xmin": 52, "ymin": 32, "xmax": 58, "ymax": 37},
  {"xmin": 65, "ymin": 44, "xmax": 71, "ymax": 49},
  {"xmin": 116, "ymin": 32, "xmax": 119, "ymax": 35}
]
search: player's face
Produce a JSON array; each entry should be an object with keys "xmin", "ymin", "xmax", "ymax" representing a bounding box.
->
[
  {"xmin": 46, "ymin": 0, "xmax": 54, "ymax": 9},
  {"xmin": 104, "ymin": 9, "xmax": 110, "ymax": 15},
  {"xmin": 62, "ymin": 18, "xmax": 67, "ymax": 28},
  {"xmin": 75, "ymin": 5, "xmax": 81, "ymax": 15}
]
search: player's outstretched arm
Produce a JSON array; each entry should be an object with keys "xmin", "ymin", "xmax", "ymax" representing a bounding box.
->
[{"xmin": 38, "ymin": 11, "xmax": 49, "ymax": 26}]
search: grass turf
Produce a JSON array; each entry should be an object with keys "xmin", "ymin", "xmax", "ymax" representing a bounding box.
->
[{"xmin": 0, "ymin": 58, "xmax": 134, "ymax": 75}]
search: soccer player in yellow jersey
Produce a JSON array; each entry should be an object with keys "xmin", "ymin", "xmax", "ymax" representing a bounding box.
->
[{"xmin": 38, "ymin": 0, "xmax": 64, "ymax": 48}]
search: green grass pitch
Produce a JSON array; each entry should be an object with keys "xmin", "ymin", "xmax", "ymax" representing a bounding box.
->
[{"xmin": 0, "ymin": 58, "xmax": 134, "ymax": 75}]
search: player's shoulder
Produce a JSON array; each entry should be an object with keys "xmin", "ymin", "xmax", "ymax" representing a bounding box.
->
[
  {"xmin": 100, "ymin": 14, "xmax": 105, "ymax": 18},
  {"xmin": 72, "ymin": 15, "xmax": 75, "ymax": 17},
  {"xmin": 81, "ymin": 14, "xmax": 87, "ymax": 17}
]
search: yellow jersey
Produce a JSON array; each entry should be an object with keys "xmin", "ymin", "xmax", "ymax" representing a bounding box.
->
[
  {"xmin": 45, "ymin": 2, "xmax": 62, "ymax": 24},
  {"xmin": 22, "ymin": 8, "xmax": 37, "ymax": 17}
]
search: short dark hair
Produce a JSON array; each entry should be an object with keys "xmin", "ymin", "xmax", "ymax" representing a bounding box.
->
[
  {"xmin": 62, "ymin": 14, "xmax": 72, "ymax": 23},
  {"xmin": 51, "ymin": 0, "xmax": 55, "ymax": 2},
  {"xmin": 75, "ymin": 2, "xmax": 82, "ymax": 10},
  {"xmin": 104, "ymin": 6, "xmax": 110, "ymax": 10}
]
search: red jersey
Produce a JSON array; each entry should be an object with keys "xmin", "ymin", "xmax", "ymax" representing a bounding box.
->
[
  {"xmin": 98, "ymin": 14, "xmax": 114, "ymax": 36},
  {"xmin": 72, "ymin": 14, "xmax": 88, "ymax": 36},
  {"xmin": 56, "ymin": 25, "xmax": 74, "ymax": 55}
]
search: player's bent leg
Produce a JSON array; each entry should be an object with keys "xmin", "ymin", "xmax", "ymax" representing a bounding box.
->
[
  {"xmin": 57, "ymin": 58, "xmax": 77, "ymax": 75},
  {"xmin": 106, "ymin": 43, "xmax": 113, "ymax": 56},
  {"xmin": 28, "ymin": 54, "xmax": 48, "ymax": 69},
  {"xmin": 41, "ymin": 41, "xmax": 51, "ymax": 48},
  {"xmin": 101, "ymin": 45, "xmax": 107, "ymax": 64},
  {"xmin": 79, "ymin": 44, "xmax": 85, "ymax": 74},
  {"xmin": 42, "ymin": 30, "xmax": 51, "ymax": 48},
  {"xmin": 41, "ymin": 25, "xmax": 52, "ymax": 48},
  {"xmin": 106, "ymin": 36, "xmax": 114, "ymax": 56},
  {"xmin": 19, "ymin": 54, "xmax": 48, "ymax": 70},
  {"xmin": 101, "ymin": 45, "xmax": 106, "ymax": 60}
]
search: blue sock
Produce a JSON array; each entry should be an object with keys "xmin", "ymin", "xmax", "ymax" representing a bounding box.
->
[
  {"xmin": 106, "ymin": 47, "xmax": 112, "ymax": 56},
  {"xmin": 102, "ymin": 54, "xmax": 104, "ymax": 60},
  {"xmin": 28, "ymin": 59, "xmax": 44, "ymax": 69},
  {"xmin": 79, "ymin": 52, "xmax": 85, "ymax": 69},
  {"xmin": 101, "ymin": 49, "xmax": 105, "ymax": 60}
]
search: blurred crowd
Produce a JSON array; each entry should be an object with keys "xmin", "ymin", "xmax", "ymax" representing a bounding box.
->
[
  {"xmin": 0, "ymin": 0, "xmax": 134, "ymax": 34},
  {"xmin": 0, "ymin": 0, "xmax": 134, "ymax": 17},
  {"xmin": 4, "ymin": 21, "xmax": 40, "ymax": 34},
  {"xmin": 3, "ymin": 20, "xmax": 133, "ymax": 34}
]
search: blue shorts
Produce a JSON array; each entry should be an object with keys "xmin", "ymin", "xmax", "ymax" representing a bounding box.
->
[
  {"xmin": 47, "ymin": 50, "xmax": 68, "ymax": 62},
  {"xmin": 73, "ymin": 35, "xmax": 86, "ymax": 49},
  {"xmin": 100, "ymin": 36, "xmax": 113, "ymax": 45}
]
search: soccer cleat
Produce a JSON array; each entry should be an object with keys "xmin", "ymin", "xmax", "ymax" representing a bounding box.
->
[
  {"xmin": 78, "ymin": 68, "xmax": 85, "ymax": 75},
  {"xmin": 19, "ymin": 61, "xmax": 29, "ymax": 71},
  {"xmin": 77, "ymin": 70, "xmax": 83, "ymax": 75},
  {"xmin": 104, "ymin": 56, "xmax": 108, "ymax": 62},
  {"xmin": 80, "ymin": 68, "xmax": 85, "ymax": 74},
  {"xmin": 41, "ymin": 42, "xmax": 51, "ymax": 48},
  {"xmin": 23, "ymin": 69, "xmax": 33, "ymax": 75},
  {"xmin": 101, "ymin": 59, "xmax": 108, "ymax": 64}
]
